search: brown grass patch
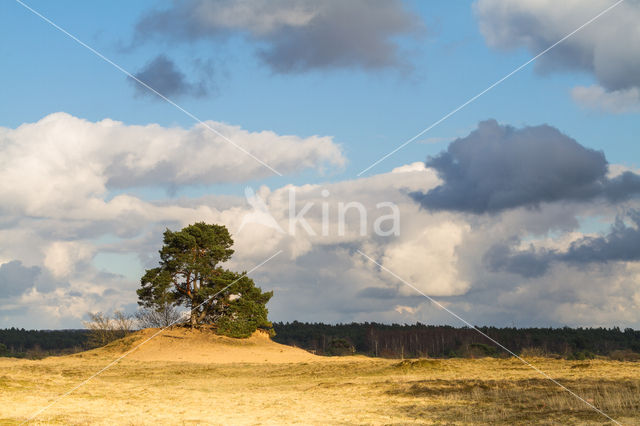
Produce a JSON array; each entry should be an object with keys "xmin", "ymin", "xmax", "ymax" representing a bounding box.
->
[{"xmin": 388, "ymin": 377, "xmax": 640, "ymax": 424}]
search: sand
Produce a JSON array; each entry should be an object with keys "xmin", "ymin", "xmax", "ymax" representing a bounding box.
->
[{"xmin": 80, "ymin": 327, "xmax": 321, "ymax": 364}]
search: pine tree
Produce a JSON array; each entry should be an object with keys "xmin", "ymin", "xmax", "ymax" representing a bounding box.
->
[{"xmin": 137, "ymin": 222, "xmax": 273, "ymax": 336}]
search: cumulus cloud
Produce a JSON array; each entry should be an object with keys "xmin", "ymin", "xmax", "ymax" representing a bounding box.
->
[
  {"xmin": 2, "ymin": 157, "xmax": 640, "ymax": 328},
  {"xmin": 0, "ymin": 261, "xmax": 40, "ymax": 297},
  {"xmin": 0, "ymin": 113, "xmax": 344, "ymax": 216},
  {"xmin": 474, "ymin": 0, "xmax": 640, "ymax": 111},
  {"xmin": 226, "ymin": 167, "xmax": 469, "ymax": 320},
  {"xmin": 0, "ymin": 153, "xmax": 467, "ymax": 326},
  {"xmin": 381, "ymin": 221, "xmax": 470, "ymax": 296},
  {"xmin": 564, "ymin": 211, "xmax": 640, "ymax": 263},
  {"xmin": 484, "ymin": 241, "xmax": 553, "ymax": 278},
  {"xmin": 130, "ymin": 54, "xmax": 210, "ymax": 99},
  {"xmin": 411, "ymin": 120, "xmax": 640, "ymax": 214},
  {"xmin": 571, "ymin": 85, "xmax": 640, "ymax": 114},
  {"xmin": 391, "ymin": 161, "xmax": 427, "ymax": 173},
  {"xmin": 44, "ymin": 241, "xmax": 95, "ymax": 279},
  {"xmin": 454, "ymin": 259, "xmax": 640, "ymax": 327},
  {"xmin": 486, "ymin": 210, "xmax": 640, "ymax": 277},
  {"xmin": 135, "ymin": 0, "xmax": 423, "ymax": 73},
  {"xmin": 227, "ymin": 164, "xmax": 469, "ymax": 303},
  {"xmin": 2, "ymin": 113, "xmax": 640, "ymax": 329}
]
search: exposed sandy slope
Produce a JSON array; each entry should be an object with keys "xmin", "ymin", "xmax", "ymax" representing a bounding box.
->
[{"xmin": 86, "ymin": 327, "xmax": 321, "ymax": 364}]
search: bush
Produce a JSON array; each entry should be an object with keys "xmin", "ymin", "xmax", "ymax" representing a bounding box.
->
[
  {"xmin": 463, "ymin": 343, "xmax": 499, "ymax": 358},
  {"xmin": 135, "ymin": 304, "xmax": 184, "ymax": 329},
  {"xmin": 609, "ymin": 349, "xmax": 640, "ymax": 361},
  {"xmin": 520, "ymin": 346, "xmax": 547, "ymax": 358},
  {"xmin": 326, "ymin": 338, "xmax": 355, "ymax": 356},
  {"xmin": 394, "ymin": 359, "xmax": 442, "ymax": 370},
  {"xmin": 445, "ymin": 349, "xmax": 459, "ymax": 358},
  {"xmin": 568, "ymin": 350, "xmax": 596, "ymax": 360},
  {"xmin": 84, "ymin": 311, "xmax": 135, "ymax": 348}
]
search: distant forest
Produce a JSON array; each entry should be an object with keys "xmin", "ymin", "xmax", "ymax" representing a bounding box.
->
[
  {"xmin": 0, "ymin": 328, "xmax": 89, "ymax": 358},
  {"xmin": 2, "ymin": 323, "xmax": 640, "ymax": 360},
  {"xmin": 271, "ymin": 322, "xmax": 640, "ymax": 360}
]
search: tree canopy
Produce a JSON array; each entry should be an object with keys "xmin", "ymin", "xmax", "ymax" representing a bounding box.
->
[{"xmin": 137, "ymin": 222, "xmax": 273, "ymax": 337}]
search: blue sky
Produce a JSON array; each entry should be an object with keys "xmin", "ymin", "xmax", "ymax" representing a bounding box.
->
[{"xmin": 1, "ymin": 0, "xmax": 640, "ymax": 329}]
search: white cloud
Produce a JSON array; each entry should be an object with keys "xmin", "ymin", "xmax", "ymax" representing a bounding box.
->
[
  {"xmin": 44, "ymin": 241, "xmax": 95, "ymax": 279},
  {"xmin": 381, "ymin": 221, "xmax": 470, "ymax": 296},
  {"xmin": 571, "ymin": 85, "xmax": 640, "ymax": 114},
  {"xmin": 178, "ymin": 0, "xmax": 317, "ymax": 36},
  {"xmin": 608, "ymin": 164, "xmax": 640, "ymax": 179},
  {"xmin": 0, "ymin": 113, "xmax": 344, "ymax": 216},
  {"xmin": 394, "ymin": 305, "xmax": 416, "ymax": 315},
  {"xmin": 391, "ymin": 161, "xmax": 427, "ymax": 173}
]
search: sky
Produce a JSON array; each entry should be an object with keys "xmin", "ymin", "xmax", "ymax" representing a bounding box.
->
[{"xmin": 1, "ymin": 0, "xmax": 640, "ymax": 329}]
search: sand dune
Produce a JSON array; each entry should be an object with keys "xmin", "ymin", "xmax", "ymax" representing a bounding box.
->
[{"xmin": 83, "ymin": 327, "xmax": 321, "ymax": 364}]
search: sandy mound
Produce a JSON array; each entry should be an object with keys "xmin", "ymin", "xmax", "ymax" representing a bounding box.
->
[{"xmin": 91, "ymin": 328, "xmax": 320, "ymax": 364}]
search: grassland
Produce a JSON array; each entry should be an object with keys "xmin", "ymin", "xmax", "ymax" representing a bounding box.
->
[{"xmin": 1, "ymin": 329, "xmax": 639, "ymax": 425}]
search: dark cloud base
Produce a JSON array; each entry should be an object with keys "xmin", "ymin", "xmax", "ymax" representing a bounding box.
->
[
  {"xmin": 484, "ymin": 210, "xmax": 640, "ymax": 278},
  {"xmin": 0, "ymin": 260, "xmax": 40, "ymax": 297},
  {"xmin": 134, "ymin": 0, "xmax": 423, "ymax": 74},
  {"xmin": 130, "ymin": 54, "xmax": 209, "ymax": 99},
  {"xmin": 412, "ymin": 120, "xmax": 640, "ymax": 214}
]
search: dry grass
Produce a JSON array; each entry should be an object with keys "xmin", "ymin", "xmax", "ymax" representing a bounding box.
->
[
  {"xmin": 1, "ymin": 331, "xmax": 639, "ymax": 425},
  {"xmin": 389, "ymin": 377, "xmax": 640, "ymax": 424}
]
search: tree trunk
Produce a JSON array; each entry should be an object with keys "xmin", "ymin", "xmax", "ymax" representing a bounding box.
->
[{"xmin": 190, "ymin": 306, "xmax": 197, "ymax": 328}]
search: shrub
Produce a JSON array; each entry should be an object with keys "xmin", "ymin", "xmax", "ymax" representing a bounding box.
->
[
  {"xmin": 520, "ymin": 346, "xmax": 546, "ymax": 358},
  {"xmin": 464, "ymin": 343, "xmax": 499, "ymax": 358},
  {"xmin": 568, "ymin": 350, "xmax": 596, "ymax": 361},
  {"xmin": 326, "ymin": 338, "xmax": 355, "ymax": 356},
  {"xmin": 135, "ymin": 304, "xmax": 184, "ymax": 329},
  {"xmin": 84, "ymin": 311, "xmax": 135, "ymax": 348},
  {"xmin": 394, "ymin": 359, "xmax": 442, "ymax": 370},
  {"xmin": 609, "ymin": 349, "xmax": 640, "ymax": 361}
]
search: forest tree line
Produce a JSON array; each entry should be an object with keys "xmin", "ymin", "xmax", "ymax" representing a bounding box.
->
[
  {"xmin": 0, "ymin": 328, "xmax": 89, "ymax": 358},
  {"xmin": 2, "ymin": 322, "xmax": 640, "ymax": 360},
  {"xmin": 272, "ymin": 322, "xmax": 640, "ymax": 359}
]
